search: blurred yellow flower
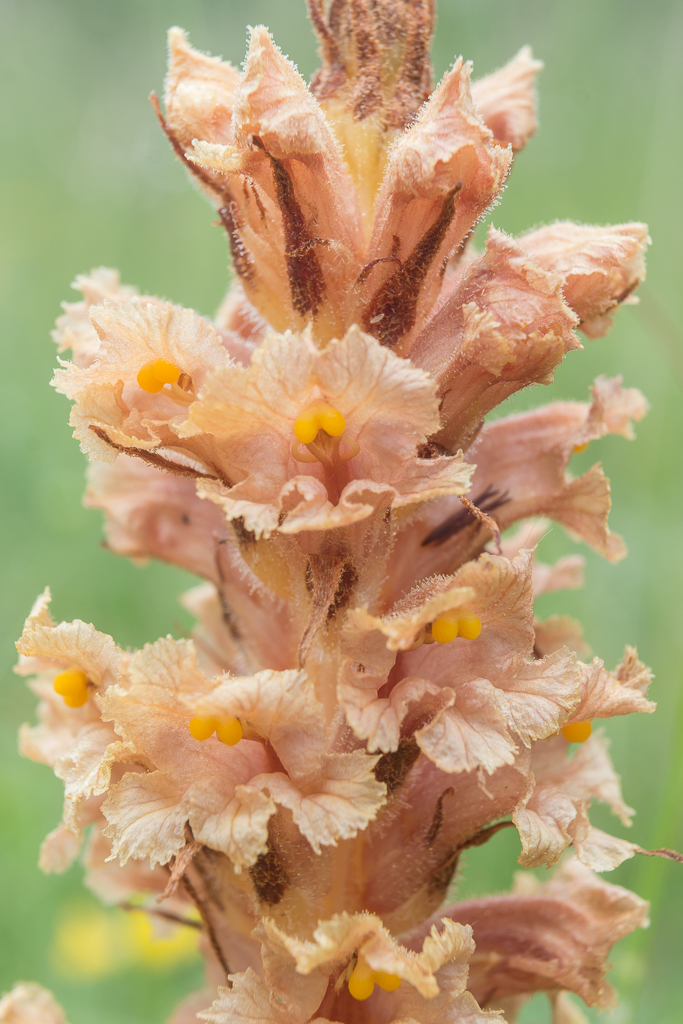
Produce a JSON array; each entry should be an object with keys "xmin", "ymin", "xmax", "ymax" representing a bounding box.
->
[{"xmin": 51, "ymin": 905, "xmax": 200, "ymax": 979}]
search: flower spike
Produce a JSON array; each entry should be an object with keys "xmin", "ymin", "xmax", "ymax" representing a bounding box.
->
[{"xmin": 15, "ymin": 4, "xmax": 678, "ymax": 1024}]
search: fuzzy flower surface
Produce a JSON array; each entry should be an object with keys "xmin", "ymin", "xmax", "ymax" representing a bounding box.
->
[{"xmin": 12, "ymin": 3, "xmax": 677, "ymax": 1024}]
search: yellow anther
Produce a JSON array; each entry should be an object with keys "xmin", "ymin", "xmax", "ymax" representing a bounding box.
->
[
  {"xmin": 573, "ymin": 442, "xmax": 589, "ymax": 454},
  {"xmin": 189, "ymin": 716, "xmax": 218, "ymax": 741},
  {"xmin": 293, "ymin": 402, "xmax": 346, "ymax": 444},
  {"xmin": 431, "ymin": 616, "xmax": 459, "ymax": 644},
  {"xmin": 374, "ymin": 972, "xmax": 402, "ymax": 992},
  {"xmin": 562, "ymin": 720, "xmax": 592, "ymax": 743},
  {"xmin": 348, "ymin": 958, "xmax": 401, "ymax": 1001},
  {"xmin": 137, "ymin": 358, "xmax": 181, "ymax": 393},
  {"xmin": 456, "ymin": 613, "xmax": 483, "ymax": 640},
  {"xmin": 215, "ymin": 717, "xmax": 243, "ymax": 746},
  {"xmin": 151, "ymin": 359, "xmax": 181, "ymax": 384},
  {"xmin": 189, "ymin": 715, "xmax": 243, "ymax": 746},
  {"xmin": 53, "ymin": 669, "xmax": 89, "ymax": 708},
  {"xmin": 348, "ymin": 960, "xmax": 375, "ymax": 1001},
  {"xmin": 432, "ymin": 611, "xmax": 482, "ymax": 644}
]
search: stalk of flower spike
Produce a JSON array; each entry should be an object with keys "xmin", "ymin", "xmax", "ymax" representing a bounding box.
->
[{"xmin": 12, "ymin": 3, "xmax": 682, "ymax": 1024}]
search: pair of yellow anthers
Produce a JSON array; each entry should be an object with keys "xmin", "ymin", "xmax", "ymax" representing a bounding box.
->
[
  {"xmin": 190, "ymin": 715, "xmax": 243, "ymax": 746},
  {"xmin": 291, "ymin": 402, "xmax": 359, "ymax": 463},
  {"xmin": 53, "ymin": 668, "xmax": 89, "ymax": 708},
  {"xmin": 348, "ymin": 957, "xmax": 401, "ymax": 1001},
  {"xmin": 561, "ymin": 720, "xmax": 592, "ymax": 743},
  {"xmin": 431, "ymin": 611, "xmax": 482, "ymax": 644}
]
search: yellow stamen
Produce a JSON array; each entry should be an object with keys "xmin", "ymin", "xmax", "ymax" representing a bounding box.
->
[
  {"xmin": 431, "ymin": 617, "xmax": 459, "ymax": 644},
  {"xmin": 137, "ymin": 358, "xmax": 182, "ymax": 393},
  {"xmin": 151, "ymin": 359, "xmax": 181, "ymax": 384},
  {"xmin": 53, "ymin": 669, "xmax": 89, "ymax": 708},
  {"xmin": 348, "ymin": 958, "xmax": 402, "ymax": 1001},
  {"xmin": 189, "ymin": 715, "xmax": 243, "ymax": 746},
  {"xmin": 573, "ymin": 442, "xmax": 589, "ymax": 454},
  {"xmin": 457, "ymin": 613, "xmax": 483, "ymax": 640},
  {"xmin": 189, "ymin": 715, "xmax": 217, "ymax": 741},
  {"xmin": 374, "ymin": 972, "xmax": 402, "ymax": 992},
  {"xmin": 562, "ymin": 720, "xmax": 592, "ymax": 743},
  {"xmin": 348, "ymin": 959, "xmax": 375, "ymax": 1001},
  {"xmin": 215, "ymin": 717, "xmax": 243, "ymax": 746},
  {"xmin": 294, "ymin": 402, "xmax": 346, "ymax": 444},
  {"xmin": 432, "ymin": 611, "xmax": 482, "ymax": 644}
]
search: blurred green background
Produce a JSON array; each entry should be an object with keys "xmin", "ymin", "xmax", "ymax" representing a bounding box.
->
[{"xmin": 1, "ymin": 0, "xmax": 682, "ymax": 1021}]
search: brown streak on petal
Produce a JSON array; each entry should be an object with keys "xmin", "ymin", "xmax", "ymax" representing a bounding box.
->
[
  {"xmin": 181, "ymin": 871, "xmax": 233, "ymax": 982},
  {"xmin": 150, "ymin": 94, "xmax": 256, "ymax": 286},
  {"xmin": 374, "ymin": 736, "xmax": 421, "ymax": 792},
  {"xmin": 426, "ymin": 787, "xmax": 454, "ymax": 847},
  {"xmin": 249, "ymin": 843, "xmax": 290, "ymax": 905},
  {"xmin": 88, "ymin": 426, "xmax": 231, "ymax": 487},
  {"xmin": 158, "ymin": 837, "xmax": 202, "ymax": 902},
  {"xmin": 251, "ymin": 136, "xmax": 326, "ymax": 319},
  {"xmin": 421, "ymin": 485, "xmax": 511, "ymax": 547},
  {"xmin": 458, "ymin": 494, "xmax": 503, "ymax": 553},
  {"xmin": 217, "ymin": 203, "xmax": 255, "ymax": 285},
  {"xmin": 458, "ymin": 818, "xmax": 516, "ymax": 850},
  {"xmin": 386, "ymin": 0, "xmax": 435, "ymax": 129},
  {"xmin": 636, "ymin": 845, "xmax": 683, "ymax": 863},
  {"xmin": 362, "ymin": 185, "xmax": 461, "ymax": 347}
]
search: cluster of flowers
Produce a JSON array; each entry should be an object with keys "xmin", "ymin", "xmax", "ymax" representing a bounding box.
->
[{"xmin": 6, "ymin": 3, "xmax": 675, "ymax": 1023}]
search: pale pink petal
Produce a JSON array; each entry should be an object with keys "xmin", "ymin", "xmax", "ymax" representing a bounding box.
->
[
  {"xmin": 85, "ymin": 457, "xmax": 228, "ymax": 582},
  {"xmin": 409, "ymin": 857, "xmax": 648, "ymax": 1008},
  {"xmin": 252, "ymin": 750, "xmax": 385, "ymax": 854},
  {"xmin": 570, "ymin": 648, "xmax": 654, "ymax": 723},
  {"xmin": 360, "ymin": 63, "xmax": 511, "ymax": 352},
  {"xmin": 410, "ymin": 228, "xmax": 579, "ymax": 450},
  {"xmin": 164, "ymin": 27, "xmax": 239, "ymax": 153},
  {"xmin": 471, "ymin": 47, "xmax": 543, "ymax": 151},
  {"xmin": 0, "ymin": 984, "xmax": 71, "ymax": 1024},
  {"xmin": 519, "ymin": 221, "xmax": 650, "ymax": 338},
  {"xmin": 195, "ymin": 669, "xmax": 326, "ymax": 779}
]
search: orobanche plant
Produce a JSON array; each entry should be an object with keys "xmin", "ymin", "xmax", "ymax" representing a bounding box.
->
[{"xmin": 5, "ymin": 3, "xmax": 679, "ymax": 1023}]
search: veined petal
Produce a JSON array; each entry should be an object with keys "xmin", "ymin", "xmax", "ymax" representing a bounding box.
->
[
  {"xmin": 194, "ymin": 669, "xmax": 326, "ymax": 779},
  {"xmin": 569, "ymin": 648, "xmax": 655, "ymax": 723},
  {"xmin": 53, "ymin": 299, "xmax": 231, "ymax": 474},
  {"xmin": 52, "ymin": 267, "xmax": 143, "ymax": 368},
  {"xmin": 252, "ymin": 749, "xmax": 385, "ymax": 854},
  {"xmin": 514, "ymin": 732, "xmax": 635, "ymax": 869}
]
